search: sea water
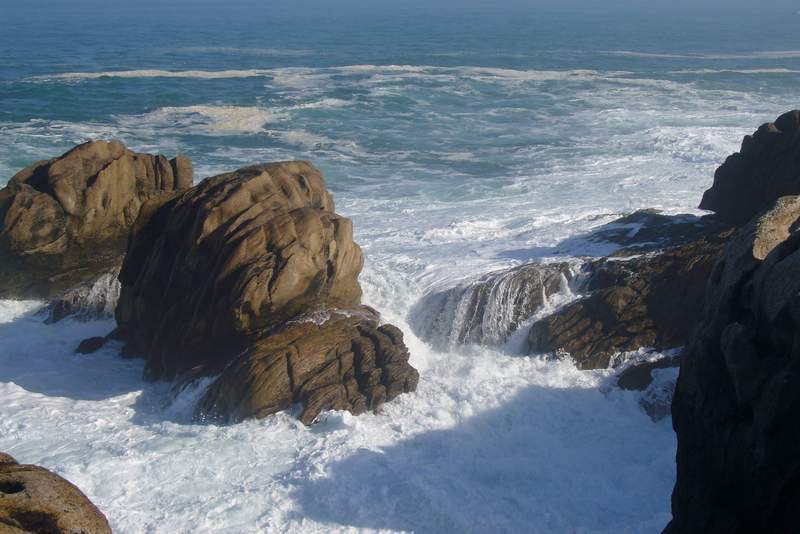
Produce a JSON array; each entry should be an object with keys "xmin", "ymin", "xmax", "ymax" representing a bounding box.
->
[{"xmin": 1, "ymin": 4, "xmax": 798, "ymax": 532}]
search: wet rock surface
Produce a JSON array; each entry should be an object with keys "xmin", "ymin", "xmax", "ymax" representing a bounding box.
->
[
  {"xmin": 410, "ymin": 262, "xmax": 574, "ymax": 348},
  {"xmin": 0, "ymin": 140, "xmax": 191, "ymax": 300},
  {"xmin": 44, "ymin": 270, "xmax": 120, "ymax": 324},
  {"xmin": 115, "ymin": 161, "xmax": 417, "ymax": 423},
  {"xmin": 0, "ymin": 453, "xmax": 111, "ymax": 534},
  {"xmin": 668, "ymin": 195, "xmax": 800, "ymax": 533},
  {"xmin": 527, "ymin": 227, "xmax": 731, "ymax": 369},
  {"xmin": 700, "ymin": 109, "xmax": 800, "ymax": 226}
]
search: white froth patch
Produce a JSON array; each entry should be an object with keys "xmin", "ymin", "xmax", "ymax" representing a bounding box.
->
[
  {"xmin": 0, "ymin": 296, "xmax": 675, "ymax": 533},
  {"xmin": 131, "ymin": 106, "xmax": 285, "ymax": 135}
]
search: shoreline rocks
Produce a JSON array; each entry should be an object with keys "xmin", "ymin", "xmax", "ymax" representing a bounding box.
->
[
  {"xmin": 528, "ymin": 226, "xmax": 731, "ymax": 369},
  {"xmin": 667, "ymin": 195, "xmax": 800, "ymax": 533},
  {"xmin": 0, "ymin": 453, "xmax": 111, "ymax": 534},
  {"xmin": 114, "ymin": 161, "xmax": 417, "ymax": 423},
  {"xmin": 700, "ymin": 110, "xmax": 800, "ymax": 226},
  {"xmin": 0, "ymin": 140, "xmax": 192, "ymax": 300}
]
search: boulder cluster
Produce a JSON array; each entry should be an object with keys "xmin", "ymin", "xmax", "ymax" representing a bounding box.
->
[
  {"xmin": 0, "ymin": 143, "xmax": 417, "ymax": 426},
  {"xmin": 0, "ymin": 141, "xmax": 420, "ymax": 528},
  {"xmin": 113, "ymin": 161, "xmax": 417, "ymax": 424}
]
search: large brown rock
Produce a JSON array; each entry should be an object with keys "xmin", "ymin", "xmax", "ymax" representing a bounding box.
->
[
  {"xmin": 0, "ymin": 453, "xmax": 111, "ymax": 534},
  {"xmin": 699, "ymin": 110, "xmax": 800, "ymax": 226},
  {"xmin": 528, "ymin": 229, "xmax": 731, "ymax": 369},
  {"xmin": 668, "ymin": 195, "xmax": 800, "ymax": 533},
  {"xmin": 0, "ymin": 140, "xmax": 192, "ymax": 300},
  {"xmin": 198, "ymin": 307, "xmax": 419, "ymax": 425},
  {"xmin": 115, "ymin": 161, "xmax": 417, "ymax": 423}
]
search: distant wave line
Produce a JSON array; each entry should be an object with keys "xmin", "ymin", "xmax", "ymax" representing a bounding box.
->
[{"xmin": 602, "ymin": 49, "xmax": 800, "ymax": 60}]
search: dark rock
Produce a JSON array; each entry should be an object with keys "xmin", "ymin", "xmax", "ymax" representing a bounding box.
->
[
  {"xmin": 586, "ymin": 209, "xmax": 729, "ymax": 253},
  {"xmin": 528, "ymin": 229, "xmax": 732, "ymax": 369},
  {"xmin": 44, "ymin": 271, "xmax": 120, "ymax": 324},
  {"xmin": 115, "ymin": 161, "xmax": 417, "ymax": 424},
  {"xmin": 699, "ymin": 110, "xmax": 800, "ymax": 226},
  {"xmin": 410, "ymin": 262, "xmax": 574, "ymax": 348},
  {"xmin": 0, "ymin": 140, "xmax": 192, "ymax": 300},
  {"xmin": 0, "ymin": 453, "xmax": 111, "ymax": 534},
  {"xmin": 75, "ymin": 337, "xmax": 109, "ymax": 355},
  {"xmin": 668, "ymin": 195, "xmax": 800, "ymax": 533},
  {"xmin": 617, "ymin": 355, "xmax": 679, "ymax": 391}
]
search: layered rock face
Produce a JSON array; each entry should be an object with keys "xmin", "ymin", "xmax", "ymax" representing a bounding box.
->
[
  {"xmin": 668, "ymin": 196, "xmax": 800, "ymax": 533},
  {"xmin": 198, "ymin": 308, "xmax": 419, "ymax": 425},
  {"xmin": 115, "ymin": 161, "xmax": 417, "ymax": 423},
  {"xmin": 410, "ymin": 262, "xmax": 574, "ymax": 349},
  {"xmin": 700, "ymin": 110, "xmax": 800, "ymax": 226},
  {"xmin": 0, "ymin": 453, "xmax": 111, "ymax": 534},
  {"xmin": 0, "ymin": 140, "xmax": 192, "ymax": 299},
  {"xmin": 528, "ymin": 227, "xmax": 731, "ymax": 369}
]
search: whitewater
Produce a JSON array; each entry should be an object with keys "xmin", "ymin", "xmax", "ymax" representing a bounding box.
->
[{"xmin": 2, "ymin": 5, "xmax": 800, "ymax": 533}]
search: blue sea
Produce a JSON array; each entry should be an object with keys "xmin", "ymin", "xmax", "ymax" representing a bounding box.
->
[{"xmin": 1, "ymin": 3, "xmax": 799, "ymax": 532}]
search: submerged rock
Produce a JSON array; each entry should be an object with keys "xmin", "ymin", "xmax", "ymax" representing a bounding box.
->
[
  {"xmin": 0, "ymin": 140, "xmax": 192, "ymax": 300},
  {"xmin": 44, "ymin": 270, "xmax": 120, "ymax": 323},
  {"xmin": 700, "ymin": 109, "xmax": 800, "ymax": 226},
  {"xmin": 115, "ymin": 161, "xmax": 417, "ymax": 423},
  {"xmin": 410, "ymin": 262, "xmax": 574, "ymax": 349},
  {"xmin": 0, "ymin": 453, "xmax": 111, "ymax": 534},
  {"xmin": 528, "ymin": 228, "xmax": 730, "ymax": 369},
  {"xmin": 668, "ymin": 195, "xmax": 800, "ymax": 533}
]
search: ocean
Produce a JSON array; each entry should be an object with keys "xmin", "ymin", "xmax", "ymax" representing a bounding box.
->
[{"xmin": 1, "ymin": 3, "xmax": 799, "ymax": 532}]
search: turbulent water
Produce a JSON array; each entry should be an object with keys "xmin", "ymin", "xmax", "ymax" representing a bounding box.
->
[{"xmin": 1, "ymin": 4, "xmax": 799, "ymax": 532}]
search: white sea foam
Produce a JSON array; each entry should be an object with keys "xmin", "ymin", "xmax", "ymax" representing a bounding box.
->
[
  {"xmin": 602, "ymin": 49, "xmax": 800, "ymax": 60},
  {"xmin": 130, "ymin": 106, "xmax": 285, "ymax": 134},
  {"xmin": 669, "ymin": 68, "xmax": 800, "ymax": 75},
  {"xmin": 0, "ymin": 295, "xmax": 676, "ymax": 533}
]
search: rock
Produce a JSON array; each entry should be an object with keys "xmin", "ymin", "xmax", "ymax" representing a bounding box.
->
[
  {"xmin": 115, "ymin": 161, "xmax": 417, "ymax": 423},
  {"xmin": 699, "ymin": 110, "xmax": 800, "ymax": 226},
  {"xmin": 617, "ymin": 355, "xmax": 679, "ymax": 391},
  {"xmin": 409, "ymin": 262, "xmax": 574, "ymax": 348},
  {"xmin": 528, "ymin": 229, "xmax": 731, "ymax": 369},
  {"xmin": 75, "ymin": 337, "xmax": 108, "ymax": 355},
  {"xmin": 0, "ymin": 453, "xmax": 111, "ymax": 534},
  {"xmin": 668, "ymin": 195, "xmax": 800, "ymax": 533},
  {"xmin": 585, "ymin": 209, "xmax": 729, "ymax": 253},
  {"xmin": 44, "ymin": 271, "xmax": 120, "ymax": 324},
  {"xmin": 198, "ymin": 307, "xmax": 419, "ymax": 425},
  {"xmin": 0, "ymin": 140, "xmax": 192, "ymax": 300}
]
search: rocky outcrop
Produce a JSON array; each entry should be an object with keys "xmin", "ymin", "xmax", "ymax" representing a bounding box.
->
[
  {"xmin": 0, "ymin": 453, "xmax": 111, "ymax": 534},
  {"xmin": 585, "ymin": 209, "xmax": 728, "ymax": 253},
  {"xmin": 0, "ymin": 140, "xmax": 192, "ymax": 300},
  {"xmin": 700, "ymin": 110, "xmax": 800, "ymax": 226},
  {"xmin": 115, "ymin": 161, "xmax": 417, "ymax": 424},
  {"xmin": 410, "ymin": 262, "xmax": 574, "ymax": 349},
  {"xmin": 528, "ymin": 228, "xmax": 731, "ymax": 369},
  {"xmin": 198, "ymin": 307, "xmax": 419, "ymax": 425},
  {"xmin": 668, "ymin": 195, "xmax": 800, "ymax": 533}
]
